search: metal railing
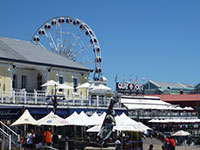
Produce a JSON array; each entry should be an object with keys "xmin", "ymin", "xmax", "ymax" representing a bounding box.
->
[
  {"xmin": 128, "ymin": 110, "xmax": 198, "ymax": 119},
  {"xmin": 0, "ymin": 121, "xmax": 20, "ymax": 145},
  {"xmin": 0, "ymin": 128, "xmax": 11, "ymax": 150},
  {"xmin": 41, "ymin": 145, "xmax": 59, "ymax": 150},
  {"xmin": 0, "ymin": 90, "xmax": 113, "ymax": 107}
]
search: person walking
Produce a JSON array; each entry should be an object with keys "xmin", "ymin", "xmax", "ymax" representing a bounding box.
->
[{"xmin": 44, "ymin": 128, "xmax": 52, "ymax": 146}]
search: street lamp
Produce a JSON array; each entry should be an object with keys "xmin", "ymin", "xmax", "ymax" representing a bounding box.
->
[{"xmin": 46, "ymin": 84, "xmax": 65, "ymax": 114}]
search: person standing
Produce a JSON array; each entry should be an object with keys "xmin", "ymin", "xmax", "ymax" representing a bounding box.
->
[
  {"xmin": 44, "ymin": 128, "xmax": 52, "ymax": 146},
  {"xmin": 35, "ymin": 128, "xmax": 43, "ymax": 149},
  {"xmin": 26, "ymin": 129, "xmax": 35, "ymax": 149},
  {"xmin": 163, "ymin": 135, "xmax": 170, "ymax": 150},
  {"xmin": 115, "ymin": 138, "xmax": 121, "ymax": 150},
  {"xmin": 169, "ymin": 136, "xmax": 175, "ymax": 150},
  {"xmin": 52, "ymin": 133, "xmax": 59, "ymax": 148}
]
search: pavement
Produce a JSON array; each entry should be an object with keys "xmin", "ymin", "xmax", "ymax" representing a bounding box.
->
[{"xmin": 143, "ymin": 137, "xmax": 200, "ymax": 150}]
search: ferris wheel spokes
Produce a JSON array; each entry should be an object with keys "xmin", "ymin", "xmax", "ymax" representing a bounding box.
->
[
  {"xmin": 31, "ymin": 16, "xmax": 102, "ymax": 80},
  {"xmin": 70, "ymin": 43, "xmax": 93, "ymax": 61},
  {"xmin": 44, "ymin": 30, "xmax": 58, "ymax": 52}
]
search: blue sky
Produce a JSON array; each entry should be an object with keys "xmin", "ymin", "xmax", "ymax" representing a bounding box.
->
[{"xmin": 0, "ymin": 0, "xmax": 200, "ymax": 89}]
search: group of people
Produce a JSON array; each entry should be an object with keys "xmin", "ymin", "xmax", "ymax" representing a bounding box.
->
[
  {"xmin": 23, "ymin": 127, "xmax": 59, "ymax": 149},
  {"xmin": 162, "ymin": 135, "xmax": 175, "ymax": 150}
]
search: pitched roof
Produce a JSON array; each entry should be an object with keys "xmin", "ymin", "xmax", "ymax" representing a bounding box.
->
[
  {"xmin": 0, "ymin": 37, "xmax": 92, "ymax": 72},
  {"xmin": 149, "ymin": 80, "xmax": 194, "ymax": 89},
  {"xmin": 151, "ymin": 94, "xmax": 200, "ymax": 102}
]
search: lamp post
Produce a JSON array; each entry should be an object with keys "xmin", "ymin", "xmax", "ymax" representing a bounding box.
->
[{"xmin": 47, "ymin": 84, "xmax": 64, "ymax": 114}]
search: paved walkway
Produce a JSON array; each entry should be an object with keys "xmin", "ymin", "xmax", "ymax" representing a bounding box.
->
[{"xmin": 143, "ymin": 137, "xmax": 200, "ymax": 150}]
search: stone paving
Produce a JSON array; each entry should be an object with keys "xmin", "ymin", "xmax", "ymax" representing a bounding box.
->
[{"xmin": 143, "ymin": 137, "xmax": 200, "ymax": 150}]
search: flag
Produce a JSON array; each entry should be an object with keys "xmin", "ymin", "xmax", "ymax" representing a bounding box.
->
[
  {"xmin": 115, "ymin": 73, "xmax": 117, "ymax": 82},
  {"xmin": 123, "ymin": 74, "xmax": 125, "ymax": 82},
  {"xmin": 129, "ymin": 75, "xmax": 132, "ymax": 82},
  {"xmin": 135, "ymin": 76, "xmax": 138, "ymax": 83}
]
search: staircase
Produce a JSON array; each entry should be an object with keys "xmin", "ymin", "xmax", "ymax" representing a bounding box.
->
[{"xmin": 0, "ymin": 121, "xmax": 21, "ymax": 150}]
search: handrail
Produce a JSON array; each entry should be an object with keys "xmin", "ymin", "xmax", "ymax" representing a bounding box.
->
[
  {"xmin": 41, "ymin": 145, "xmax": 59, "ymax": 150},
  {"xmin": 0, "ymin": 128, "xmax": 9, "ymax": 137},
  {"xmin": 0, "ymin": 121, "xmax": 19, "ymax": 138},
  {"xmin": 0, "ymin": 128, "xmax": 11, "ymax": 150}
]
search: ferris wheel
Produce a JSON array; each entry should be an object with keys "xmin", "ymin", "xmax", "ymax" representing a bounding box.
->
[{"xmin": 31, "ymin": 16, "xmax": 102, "ymax": 80}]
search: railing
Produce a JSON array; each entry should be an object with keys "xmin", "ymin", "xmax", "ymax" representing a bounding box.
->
[
  {"xmin": 128, "ymin": 110, "xmax": 198, "ymax": 119},
  {"xmin": 0, "ymin": 128, "xmax": 11, "ymax": 150},
  {"xmin": 41, "ymin": 145, "xmax": 59, "ymax": 150},
  {"xmin": 0, "ymin": 121, "xmax": 20, "ymax": 146},
  {"xmin": 0, "ymin": 90, "xmax": 114, "ymax": 107}
]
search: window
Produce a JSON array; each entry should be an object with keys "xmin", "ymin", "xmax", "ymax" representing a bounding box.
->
[
  {"xmin": 12, "ymin": 74, "xmax": 17, "ymax": 89},
  {"xmin": 21, "ymin": 75, "xmax": 26, "ymax": 89},
  {"xmin": 37, "ymin": 73, "xmax": 42, "ymax": 90},
  {"xmin": 58, "ymin": 76, "xmax": 64, "ymax": 92},
  {"xmin": 73, "ymin": 78, "xmax": 78, "ymax": 92},
  {"xmin": 58, "ymin": 76, "xmax": 63, "ymax": 84}
]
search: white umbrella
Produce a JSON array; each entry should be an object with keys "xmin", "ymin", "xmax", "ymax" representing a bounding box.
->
[
  {"xmin": 90, "ymin": 84, "xmax": 111, "ymax": 92},
  {"xmin": 98, "ymin": 112, "xmax": 106, "ymax": 124},
  {"xmin": 36, "ymin": 111, "xmax": 69, "ymax": 126},
  {"xmin": 76, "ymin": 82, "xmax": 94, "ymax": 100},
  {"xmin": 89, "ymin": 112, "xmax": 101, "ymax": 126},
  {"xmin": 69, "ymin": 111, "xmax": 92, "ymax": 126},
  {"xmin": 11, "ymin": 109, "xmax": 38, "ymax": 126},
  {"xmin": 183, "ymin": 107, "xmax": 194, "ymax": 110},
  {"xmin": 87, "ymin": 125, "xmax": 102, "ymax": 132},
  {"xmin": 57, "ymin": 83, "xmax": 73, "ymax": 89},
  {"xmin": 114, "ymin": 114, "xmax": 143, "ymax": 132},
  {"xmin": 137, "ymin": 122, "xmax": 152, "ymax": 133},
  {"xmin": 65, "ymin": 112, "xmax": 79, "ymax": 122},
  {"xmin": 172, "ymin": 130, "xmax": 191, "ymax": 136},
  {"xmin": 41, "ymin": 80, "xmax": 61, "ymax": 87},
  {"xmin": 114, "ymin": 124, "xmax": 140, "ymax": 132},
  {"xmin": 77, "ymin": 82, "xmax": 92, "ymax": 89},
  {"xmin": 87, "ymin": 113, "xmax": 150, "ymax": 132}
]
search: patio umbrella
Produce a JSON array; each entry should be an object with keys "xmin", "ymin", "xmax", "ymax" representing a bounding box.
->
[
  {"xmin": 77, "ymin": 82, "xmax": 94, "ymax": 100},
  {"xmin": 77, "ymin": 82, "xmax": 92, "ymax": 89},
  {"xmin": 57, "ymin": 83, "xmax": 73, "ymax": 89},
  {"xmin": 114, "ymin": 114, "xmax": 143, "ymax": 132},
  {"xmin": 89, "ymin": 112, "xmax": 101, "ymax": 126},
  {"xmin": 36, "ymin": 111, "xmax": 69, "ymax": 126},
  {"xmin": 87, "ymin": 125, "xmax": 102, "ymax": 132},
  {"xmin": 183, "ymin": 107, "xmax": 194, "ymax": 111},
  {"xmin": 65, "ymin": 112, "xmax": 79, "ymax": 122},
  {"xmin": 87, "ymin": 113, "xmax": 149, "ymax": 132},
  {"xmin": 172, "ymin": 130, "xmax": 191, "ymax": 136},
  {"xmin": 11, "ymin": 109, "xmax": 38, "ymax": 126},
  {"xmin": 69, "ymin": 111, "xmax": 92, "ymax": 126},
  {"xmin": 90, "ymin": 84, "xmax": 112, "ymax": 92},
  {"xmin": 41, "ymin": 80, "xmax": 61, "ymax": 87}
]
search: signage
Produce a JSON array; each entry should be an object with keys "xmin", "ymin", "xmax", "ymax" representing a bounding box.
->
[
  {"xmin": 116, "ymin": 82, "xmax": 144, "ymax": 94},
  {"xmin": 0, "ymin": 109, "xmax": 21, "ymax": 119}
]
